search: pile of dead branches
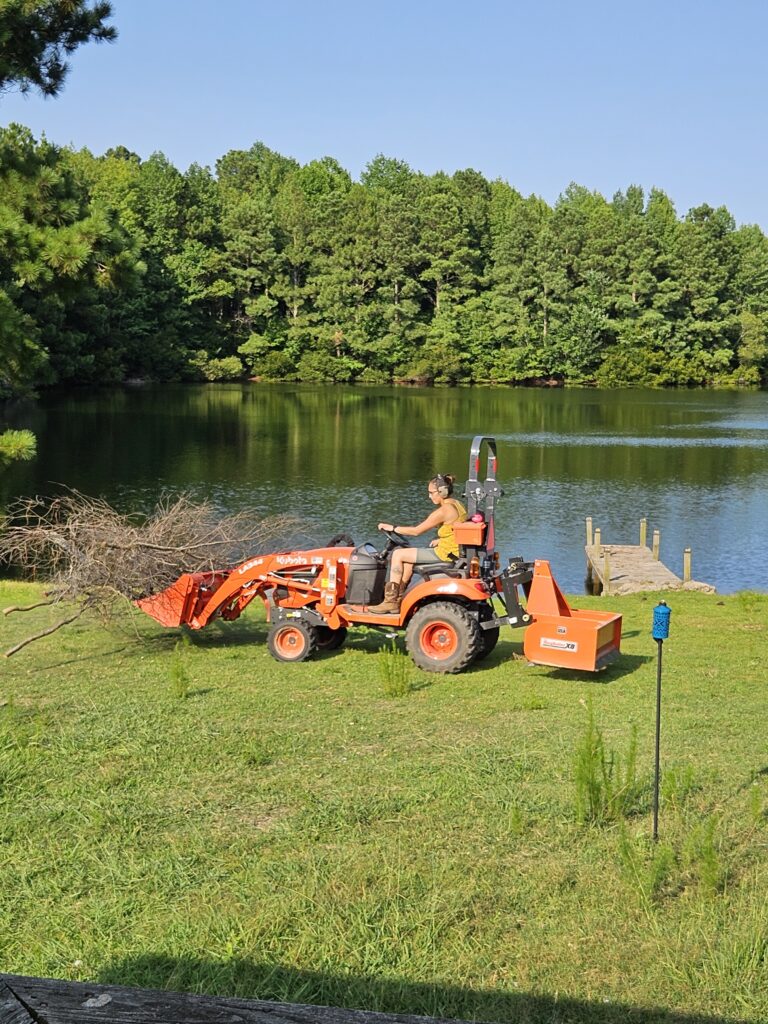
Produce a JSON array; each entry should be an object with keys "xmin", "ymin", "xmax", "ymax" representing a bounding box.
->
[{"xmin": 1, "ymin": 491, "xmax": 299, "ymax": 656}]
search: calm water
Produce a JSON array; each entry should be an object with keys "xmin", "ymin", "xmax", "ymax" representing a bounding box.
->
[{"xmin": 2, "ymin": 384, "xmax": 767, "ymax": 593}]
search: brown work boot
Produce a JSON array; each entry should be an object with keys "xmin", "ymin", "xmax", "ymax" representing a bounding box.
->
[{"xmin": 366, "ymin": 581, "xmax": 402, "ymax": 614}]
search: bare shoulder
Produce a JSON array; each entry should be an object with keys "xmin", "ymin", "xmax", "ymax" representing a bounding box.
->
[{"xmin": 441, "ymin": 499, "xmax": 463, "ymax": 522}]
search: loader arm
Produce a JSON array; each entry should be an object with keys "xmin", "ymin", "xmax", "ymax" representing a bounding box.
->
[{"xmin": 135, "ymin": 547, "xmax": 354, "ymax": 630}]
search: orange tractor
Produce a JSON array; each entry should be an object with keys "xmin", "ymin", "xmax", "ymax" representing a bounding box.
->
[{"xmin": 137, "ymin": 436, "xmax": 622, "ymax": 674}]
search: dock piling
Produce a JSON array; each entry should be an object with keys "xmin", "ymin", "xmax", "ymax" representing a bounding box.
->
[
  {"xmin": 640, "ymin": 517, "xmax": 648, "ymax": 547},
  {"xmin": 652, "ymin": 529, "xmax": 660, "ymax": 560},
  {"xmin": 594, "ymin": 527, "xmax": 601, "ymax": 549},
  {"xmin": 586, "ymin": 516, "xmax": 593, "ymax": 547},
  {"xmin": 683, "ymin": 547, "xmax": 691, "ymax": 583}
]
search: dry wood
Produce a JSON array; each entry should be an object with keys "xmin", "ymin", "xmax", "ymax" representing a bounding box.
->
[
  {"xmin": 3, "ymin": 598, "xmax": 55, "ymax": 615},
  {"xmin": 1, "ymin": 490, "xmax": 299, "ymax": 655},
  {"xmin": 3, "ymin": 607, "xmax": 85, "ymax": 657}
]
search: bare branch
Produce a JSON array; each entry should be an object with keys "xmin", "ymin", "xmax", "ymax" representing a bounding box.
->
[
  {"xmin": 4, "ymin": 609, "xmax": 84, "ymax": 658},
  {"xmin": 3, "ymin": 599, "xmax": 56, "ymax": 616}
]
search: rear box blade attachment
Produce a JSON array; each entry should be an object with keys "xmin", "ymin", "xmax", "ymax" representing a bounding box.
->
[{"xmin": 522, "ymin": 560, "xmax": 622, "ymax": 672}]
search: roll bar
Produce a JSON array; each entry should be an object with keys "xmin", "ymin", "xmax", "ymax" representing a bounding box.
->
[{"xmin": 464, "ymin": 435, "xmax": 504, "ymax": 551}]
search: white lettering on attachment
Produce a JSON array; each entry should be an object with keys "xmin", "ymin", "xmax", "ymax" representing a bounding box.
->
[{"xmin": 540, "ymin": 637, "xmax": 578, "ymax": 652}]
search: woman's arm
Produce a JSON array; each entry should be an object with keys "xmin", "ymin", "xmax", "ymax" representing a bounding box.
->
[{"xmin": 378, "ymin": 505, "xmax": 454, "ymax": 537}]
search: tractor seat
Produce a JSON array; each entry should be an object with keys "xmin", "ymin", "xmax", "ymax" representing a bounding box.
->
[{"xmin": 416, "ymin": 559, "xmax": 468, "ymax": 582}]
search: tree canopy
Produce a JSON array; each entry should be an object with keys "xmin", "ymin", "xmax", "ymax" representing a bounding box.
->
[
  {"xmin": 0, "ymin": 0, "xmax": 115, "ymax": 97},
  {"xmin": 0, "ymin": 132, "xmax": 767, "ymax": 393}
]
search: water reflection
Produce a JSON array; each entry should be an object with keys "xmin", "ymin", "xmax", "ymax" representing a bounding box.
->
[{"xmin": 2, "ymin": 384, "xmax": 767, "ymax": 593}]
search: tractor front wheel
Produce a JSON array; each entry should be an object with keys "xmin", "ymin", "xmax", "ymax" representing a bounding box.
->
[
  {"xmin": 405, "ymin": 601, "xmax": 480, "ymax": 674},
  {"xmin": 316, "ymin": 626, "xmax": 348, "ymax": 651},
  {"xmin": 267, "ymin": 620, "xmax": 318, "ymax": 663}
]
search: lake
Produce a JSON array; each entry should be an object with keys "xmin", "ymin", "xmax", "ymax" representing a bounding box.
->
[{"xmin": 2, "ymin": 384, "xmax": 767, "ymax": 593}]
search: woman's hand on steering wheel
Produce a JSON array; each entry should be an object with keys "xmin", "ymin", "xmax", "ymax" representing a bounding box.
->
[{"xmin": 378, "ymin": 525, "xmax": 410, "ymax": 547}]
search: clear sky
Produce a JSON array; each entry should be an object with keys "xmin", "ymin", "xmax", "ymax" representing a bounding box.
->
[{"xmin": 3, "ymin": 0, "xmax": 768, "ymax": 228}]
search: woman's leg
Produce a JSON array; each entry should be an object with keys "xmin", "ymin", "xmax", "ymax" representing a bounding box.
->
[
  {"xmin": 389, "ymin": 547, "xmax": 418, "ymax": 585},
  {"xmin": 366, "ymin": 547, "xmax": 419, "ymax": 613}
]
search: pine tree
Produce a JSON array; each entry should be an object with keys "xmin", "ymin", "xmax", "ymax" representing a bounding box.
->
[{"xmin": 0, "ymin": 0, "xmax": 115, "ymax": 97}]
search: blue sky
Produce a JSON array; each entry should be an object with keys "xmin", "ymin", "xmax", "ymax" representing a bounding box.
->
[{"xmin": 3, "ymin": 0, "xmax": 768, "ymax": 228}]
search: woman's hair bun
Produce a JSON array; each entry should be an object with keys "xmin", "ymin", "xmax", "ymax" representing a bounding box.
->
[{"xmin": 431, "ymin": 472, "xmax": 454, "ymax": 497}]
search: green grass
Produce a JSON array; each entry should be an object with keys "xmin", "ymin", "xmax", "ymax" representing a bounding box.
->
[{"xmin": 0, "ymin": 582, "xmax": 766, "ymax": 1023}]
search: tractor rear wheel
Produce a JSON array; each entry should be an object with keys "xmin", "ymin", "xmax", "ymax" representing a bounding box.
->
[
  {"xmin": 405, "ymin": 601, "xmax": 480, "ymax": 674},
  {"xmin": 316, "ymin": 626, "xmax": 348, "ymax": 651},
  {"xmin": 475, "ymin": 603, "xmax": 500, "ymax": 662},
  {"xmin": 267, "ymin": 620, "xmax": 318, "ymax": 663}
]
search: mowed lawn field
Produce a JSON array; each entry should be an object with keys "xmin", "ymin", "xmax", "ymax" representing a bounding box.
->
[{"xmin": 0, "ymin": 580, "xmax": 766, "ymax": 1024}]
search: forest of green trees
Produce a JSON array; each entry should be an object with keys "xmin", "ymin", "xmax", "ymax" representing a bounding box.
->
[
  {"xmin": 1, "ymin": 1, "xmax": 767, "ymax": 401},
  {"xmin": 2, "ymin": 124, "xmax": 768, "ymax": 396}
]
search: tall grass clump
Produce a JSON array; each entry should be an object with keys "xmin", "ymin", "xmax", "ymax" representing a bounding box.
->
[
  {"xmin": 617, "ymin": 827, "xmax": 676, "ymax": 908},
  {"xmin": 684, "ymin": 816, "xmax": 728, "ymax": 895},
  {"xmin": 661, "ymin": 762, "xmax": 700, "ymax": 810},
  {"xmin": 573, "ymin": 700, "xmax": 643, "ymax": 824},
  {"xmin": 378, "ymin": 642, "xmax": 414, "ymax": 698},
  {"xmin": 169, "ymin": 638, "xmax": 191, "ymax": 700}
]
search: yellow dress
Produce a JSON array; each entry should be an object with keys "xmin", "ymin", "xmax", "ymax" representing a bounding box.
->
[{"xmin": 434, "ymin": 499, "xmax": 467, "ymax": 561}]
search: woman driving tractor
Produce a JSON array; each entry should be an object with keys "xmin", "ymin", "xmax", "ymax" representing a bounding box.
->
[{"xmin": 367, "ymin": 473, "xmax": 467, "ymax": 613}]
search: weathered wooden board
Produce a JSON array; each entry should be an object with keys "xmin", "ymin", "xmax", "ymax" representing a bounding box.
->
[
  {"xmin": 0, "ymin": 981, "xmax": 37, "ymax": 1024},
  {"xmin": 0, "ymin": 975, "xmax": 470, "ymax": 1024}
]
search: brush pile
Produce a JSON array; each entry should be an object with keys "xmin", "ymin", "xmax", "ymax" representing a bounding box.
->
[{"xmin": 1, "ymin": 491, "xmax": 298, "ymax": 655}]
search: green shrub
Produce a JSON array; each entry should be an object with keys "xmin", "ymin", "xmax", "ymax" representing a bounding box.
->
[
  {"xmin": 573, "ymin": 701, "xmax": 643, "ymax": 824},
  {"xmin": 189, "ymin": 352, "xmax": 243, "ymax": 381}
]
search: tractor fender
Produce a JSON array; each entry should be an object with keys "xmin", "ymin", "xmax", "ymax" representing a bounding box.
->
[{"xmin": 400, "ymin": 577, "xmax": 491, "ymax": 620}]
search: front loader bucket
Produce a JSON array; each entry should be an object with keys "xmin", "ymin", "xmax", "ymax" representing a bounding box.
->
[
  {"xmin": 135, "ymin": 571, "xmax": 230, "ymax": 628},
  {"xmin": 523, "ymin": 560, "xmax": 622, "ymax": 672}
]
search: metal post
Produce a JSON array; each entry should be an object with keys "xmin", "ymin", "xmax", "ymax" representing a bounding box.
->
[
  {"xmin": 640, "ymin": 517, "xmax": 648, "ymax": 548},
  {"xmin": 683, "ymin": 547, "xmax": 691, "ymax": 583},
  {"xmin": 652, "ymin": 602, "xmax": 671, "ymax": 842},
  {"xmin": 653, "ymin": 637, "xmax": 663, "ymax": 842}
]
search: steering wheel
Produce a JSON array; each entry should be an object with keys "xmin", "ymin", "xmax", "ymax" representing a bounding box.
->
[{"xmin": 380, "ymin": 528, "xmax": 410, "ymax": 548}]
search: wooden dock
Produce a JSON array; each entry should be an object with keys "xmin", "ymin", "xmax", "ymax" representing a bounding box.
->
[{"xmin": 585, "ymin": 517, "xmax": 715, "ymax": 596}]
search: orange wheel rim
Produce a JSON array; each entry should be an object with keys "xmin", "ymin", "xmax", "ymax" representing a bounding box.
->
[
  {"xmin": 420, "ymin": 621, "xmax": 459, "ymax": 659},
  {"xmin": 275, "ymin": 627, "xmax": 306, "ymax": 657}
]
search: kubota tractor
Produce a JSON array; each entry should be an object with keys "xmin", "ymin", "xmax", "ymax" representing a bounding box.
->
[{"xmin": 136, "ymin": 436, "xmax": 622, "ymax": 674}]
